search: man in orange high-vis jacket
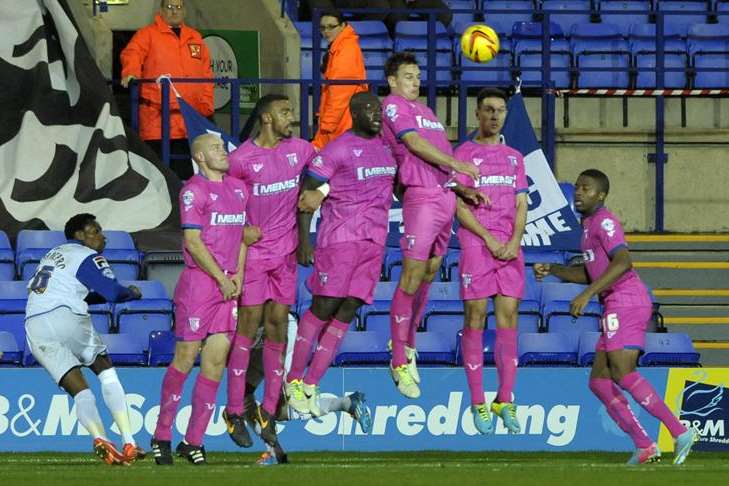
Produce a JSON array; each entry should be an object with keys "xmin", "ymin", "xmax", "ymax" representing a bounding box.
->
[
  {"xmin": 121, "ymin": 0, "xmax": 213, "ymax": 179},
  {"xmin": 311, "ymin": 11, "xmax": 368, "ymax": 150}
]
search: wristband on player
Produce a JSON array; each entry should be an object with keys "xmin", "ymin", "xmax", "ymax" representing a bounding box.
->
[{"xmin": 317, "ymin": 183, "xmax": 331, "ymax": 197}]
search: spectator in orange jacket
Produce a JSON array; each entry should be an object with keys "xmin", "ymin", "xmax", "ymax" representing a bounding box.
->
[
  {"xmin": 120, "ymin": 0, "xmax": 213, "ymax": 179},
  {"xmin": 311, "ymin": 10, "xmax": 368, "ymax": 150}
]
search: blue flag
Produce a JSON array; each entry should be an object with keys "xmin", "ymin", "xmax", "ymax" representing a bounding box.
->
[
  {"xmin": 502, "ymin": 93, "xmax": 582, "ymax": 251},
  {"xmin": 178, "ymin": 94, "xmax": 239, "ymax": 154}
]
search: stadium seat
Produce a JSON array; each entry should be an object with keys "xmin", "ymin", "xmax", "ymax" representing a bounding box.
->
[
  {"xmin": 523, "ymin": 250, "xmax": 566, "ymax": 266},
  {"xmin": 454, "ymin": 328, "xmax": 497, "ymax": 365},
  {"xmin": 445, "ymin": 0, "xmax": 479, "ymax": 28},
  {"xmin": 362, "ymin": 50, "xmax": 389, "ymax": 81},
  {"xmin": 296, "ymin": 279, "xmax": 313, "ymax": 316},
  {"xmin": 333, "ymin": 330, "xmax": 390, "ymax": 365},
  {"xmin": 578, "ymin": 331, "xmax": 601, "ymax": 366},
  {"xmin": 638, "ymin": 332, "xmax": 701, "ymax": 366},
  {"xmin": 0, "ymin": 281, "xmax": 29, "ymax": 356},
  {"xmin": 15, "ymin": 230, "xmax": 66, "ymax": 280},
  {"xmin": 514, "ymin": 44, "xmax": 572, "ymax": 87},
  {"xmin": 541, "ymin": 282, "xmax": 602, "ymax": 334},
  {"xmin": 518, "ymin": 331, "xmax": 578, "ymax": 366},
  {"xmin": 141, "ymin": 251, "xmax": 184, "ymax": 298},
  {"xmin": 443, "ymin": 248, "xmax": 461, "ymax": 281},
  {"xmin": 100, "ymin": 333, "xmax": 147, "ymax": 366},
  {"xmin": 460, "ymin": 50, "xmax": 514, "ymax": 84},
  {"xmin": 635, "ymin": 52, "xmax": 688, "ymax": 88},
  {"xmin": 113, "ymin": 280, "xmax": 173, "ymax": 338},
  {"xmin": 540, "ymin": 0, "xmax": 594, "ymax": 35},
  {"xmin": 349, "ymin": 21, "xmax": 392, "ymax": 51},
  {"xmin": 415, "ymin": 331, "xmax": 457, "ymax": 364},
  {"xmin": 148, "ymin": 330, "xmax": 177, "ymax": 366},
  {"xmin": 425, "ymin": 313, "xmax": 462, "ymax": 351},
  {"xmin": 394, "ymin": 21, "xmax": 453, "ymax": 51},
  {"xmin": 599, "ymin": 1, "xmax": 652, "ymax": 35},
  {"xmin": 89, "ymin": 303, "xmax": 113, "ymax": 334},
  {"xmin": 630, "ymin": 23, "xmax": 689, "ymax": 88},
  {"xmin": 687, "ymin": 23, "xmax": 729, "ymax": 87},
  {"xmin": 571, "ymin": 23, "xmax": 631, "ymax": 87},
  {"xmin": 480, "ymin": 1, "xmax": 538, "ymax": 33},
  {"xmin": 358, "ymin": 281, "xmax": 398, "ymax": 329},
  {"xmin": 693, "ymin": 53, "xmax": 729, "ymax": 87},
  {"xmin": 0, "ymin": 231, "xmax": 14, "ymax": 281},
  {"xmin": 101, "ymin": 231, "xmax": 140, "ymax": 280},
  {"xmin": 547, "ymin": 313, "xmax": 601, "ymax": 350},
  {"xmin": 413, "ymin": 51, "xmax": 455, "ymax": 82},
  {"xmin": 0, "ymin": 330, "xmax": 22, "ymax": 366},
  {"xmin": 423, "ymin": 282, "xmax": 463, "ymax": 318},
  {"xmin": 657, "ymin": 0, "xmax": 712, "ymax": 31}
]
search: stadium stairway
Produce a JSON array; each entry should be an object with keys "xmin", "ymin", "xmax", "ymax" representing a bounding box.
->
[{"xmin": 627, "ymin": 234, "xmax": 729, "ymax": 366}]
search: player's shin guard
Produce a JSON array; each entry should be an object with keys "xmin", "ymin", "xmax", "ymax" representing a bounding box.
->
[
  {"xmin": 154, "ymin": 365, "xmax": 189, "ymax": 442},
  {"xmin": 74, "ymin": 388, "xmax": 106, "ymax": 439},
  {"xmin": 98, "ymin": 368, "xmax": 135, "ymax": 445},
  {"xmin": 390, "ymin": 287, "xmax": 416, "ymax": 367},
  {"xmin": 185, "ymin": 375, "xmax": 220, "ymax": 447},
  {"xmin": 495, "ymin": 327, "xmax": 518, "ymax": 403},
  {"xmin": 262, "ymin": 340, "xmax": 286, "ymax": 415},
  {"xmin": 589, "ymin": 377, "xmax": 653, "ymax": 448},
  {"xmin": 462, "ymin": 327, "xmax": 485, "ymax": 406},
  {"xmin": 226, "ymin": 334, "xmax": 254, "ymax": 415},
  {"xmin": 304, "ymin": 319, "xmax": 350, "ymax": 385},
  {"xmin": 287, "ymin": 310, "xmax": 328, "ymax": 381},
  {"xmin": 619, "ymin": 371, "xmax": 688, "ymax": 438}
]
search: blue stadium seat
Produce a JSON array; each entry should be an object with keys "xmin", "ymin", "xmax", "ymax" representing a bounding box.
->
[
  {"xmin": 599, "ymin": 1, "xmax": 652, "ymax": 35},
  {"xmin": 413, "ymin": 331, "xmax": 457, "ymax": 364},
  {"xmin": 15, "ymin": 230, "xmax": 66, "ymax": 280},
  {"xmin": 394, "ymin": 21, "xmax": 453, "ymax": 51},
  {"xmin": 102, "ymin": 231, "xmax": 140, "ymax": 281},
  {"xmin": 578, "ymin": 331, "xmax": 601, "ymax": 366},
  {"xmin": 362, "ymin": 50, "xmax": 389, "ymax": 80},
  {"xmin": 0, "ymin": 231, "xmax": 14, "ymax": 281},
  {"xmin": 0, "ymin": 330, "xmax": 22, "ymax": 366},
  {"xmin": 547, "ymin": 313, "xmax": 601, "ymax": 350},
  {"xmin": 454, "ymin": 328, "xmax": 498, "ymax": 365},
  {"xmin": 426, "ymin": 314, "xmax": 462, "ymax": 351},
  {"xmin": 657, "ymin": 0, "xmax": 712, "ymax": 31},
  {"xmin": 349, "ymin": 21, "xmax": 393, "ymax": 51},
  {"xmin": 630, "ymin": 23, "xmax": 689, "ymax": 88},
  {"xmin": 413, "ymin": 51, "xmax": 455, "ymax": 82},
  {"xmin": 113, "ymin": 280, "xmax": 173, "ymax": 335},
  {"xmin": 518, "ymin": 331, "xmax": 578, "ymax": 366},
  {"xmin": 512, "ymin": 21, "xmax": 571, "ymax": 87},
  {"xmin": 571, "ymin": 23, "xmax": 631, "ymax": 87},
  {"xmin": 460, "ymin": 50, "xmax": 514, "ymax": 84},
  {"xmin": 333, "ymin": 330, "xmax": 390, "ymax": 365},
  {"xmin": 523, "ymin": 250, "xmax": 566, "ymax": 266},
  {"xmin": 301, "ymin": 49, "xmax": 314, "ymax": 80},
  {"xmin": 89, "ymin": 303, "xmax": 112, "ymax": 334},
  {"xmin": 358, "ymin": 281, "xmax": 398, "ymax": 329},
  {"xmin": 0, "ymin": 281, "xmax": 28, "ymax": 356},
  {"xmin": 443, "ymin": 248, "xmax": 461, "ymax": 281},
  {"xmin": 541, "ymin": 282, "xmax": 602, "ymax": 335},
  {"xmin": 423, "ymin": 282, "xmax": 463, "ymax": 317},
  {"xmin": 100, "ymin": 333, "xmax": 147, "ymax": 366},
  {"xmin": 483, "ymin": 275, "xmax": 542, "ymax": 332},
  {"xmin": 687, "ymin": 23, "xmax": 729, "ymax": 87},
  {"xmin": 693, "ymin": 53, "xmax": 729, "ymax": 87},
  {"xmin": 148, "ymin": 330, "xmax": 176, "ymax": 366},
  {"xmin": 481, "ymin": 1, "xmax": 538, "ymax": 33},
  {"xmin": 635, "ymin": 52, "xmax": 688, "ymax": 88},
  {"xmin": 446, "ymin": 0, "xmax": 479, "ymax": 28},
  {"xmin": 630, "ymin": 22, "xmax": 688, "ymax": 52},
  {"xmin": 639, "ymin": 332, "xmax": 701, "ymax": 366},
  {"xmin": 541, "ymin": 0, "xmax": 594, "ymax": 35}
]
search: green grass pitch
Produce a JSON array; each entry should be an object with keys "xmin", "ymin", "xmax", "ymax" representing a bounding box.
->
[{"xmin": 2, "ymin": 451, "xmax": 729, "ymax": 486}]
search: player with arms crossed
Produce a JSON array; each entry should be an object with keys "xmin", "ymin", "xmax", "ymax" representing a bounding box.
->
[
  {"xmin": 381, "ymin": 52, "xmax": 485, "ymax": 398},
  {"xmin": 223, "ymin": 95, "xmax": 317, "ymax": 447},
  {"xmin": 24, "ymin": 213, "xmax": 144, "ymax": 465},
  {"xmin": 534, "ymin": 169, "xmax": 698, "ymax": 465},
  {"xmin": 286, "ymin": 92, "xmax": 397, "ymax": 415},
  {"xmin": 150, "ymin": 134, "xmax": 249, "ymax": 466},
  {"xmin": 454, "ymin": 88, "xmax": 527, "ymax": 435}
]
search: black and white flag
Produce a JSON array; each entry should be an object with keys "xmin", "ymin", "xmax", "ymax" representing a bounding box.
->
[{"xmin": 0, "ymin": 0, "xmax": 181, "ymax": 247}]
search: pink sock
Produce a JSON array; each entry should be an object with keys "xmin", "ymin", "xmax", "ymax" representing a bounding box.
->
[
  {"xmin": 262, "ymin": 340, "xmax": 286, "ymax": 415},
  {"xmin": 225, "ymin": 334, "xmax": 254, "ymax": 415},
  {"xmin": 409, "ymin": 282, "xmax": 431, "ymax": 347},
  {"xmin": 154, "ymin": 365, "xmax": 188, "ymax": 441},
  {"xmin": 620, "ymin": 371, "xmax": 687, "ymax": 438},
  {"xmin": 184, "ymin": 374, "xmax": 220, "ymax": 447},
  {"xmin": 589, "ymin": 377, "xmax": 653, "ymax": 448},
  {"xmin": 288, "ymin": 310, "xmax": 328, "ymax": 382},
  {"xmin": 462, "ymin": 327, "xmax": 485, "ymax": 406},
  {"xmin": 495, "ymin": 327, "xmax": 518, "ymax": 403},
  {"xmin": 390, "ymin": 287, "xmax": 416, "ymax": 367},
  {"xmin": 304, "ymin": 319, "xmax": 350, "ymax": 385}
]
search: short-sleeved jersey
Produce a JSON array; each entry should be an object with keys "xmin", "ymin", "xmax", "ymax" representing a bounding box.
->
[
  {"xmin": 454, "ymin": 141, "xmax": 528, "ymax": 247},
  {"xmin": 26, "ymin": 243, "xmax": 134, "ymax": 319},
  {"xmin": 180, "ymin": 174, "xmax": 248, "ymax": 273},
  {"xmin": 228, "ymin": 137, "xmax": 316, "ymax": 260},
  {"xmin": 308, "ymin": 131, "xmax": 396, "ymax": 247},
  {"xmin": 581, "ymin": 206, "xmax": 650, "ymax": 305},
  {"xmin": 381, "ymin": 94, "xmax": 453, "ymax": 188}
]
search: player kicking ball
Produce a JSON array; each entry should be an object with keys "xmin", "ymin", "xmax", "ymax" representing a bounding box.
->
[
  {"xmin": 453, "ymin": 88, "xmax": 528, "ymax": 435},
  {"xmin": 24, "ymin": 214, "xmax": 145, "ymax": 465},
  {"xmin": 534, "ymin": 169, "xmax": 699, "ymax": 465}
]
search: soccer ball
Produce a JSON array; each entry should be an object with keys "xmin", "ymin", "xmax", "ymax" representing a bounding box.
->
[{"xmin": 460, "ymin": 24, "xmax": 500, "ymax": 63}]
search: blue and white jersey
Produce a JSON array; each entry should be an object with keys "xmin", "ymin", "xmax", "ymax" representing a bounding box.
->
[{"xmin": 25, "ymin": 242, "xmax": 135, "ymax": 319}]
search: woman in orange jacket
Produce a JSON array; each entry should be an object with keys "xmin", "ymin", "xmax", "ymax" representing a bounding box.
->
[{"xmin": 311, "ymin": 10, "xmax": 368, "ymax": 150}]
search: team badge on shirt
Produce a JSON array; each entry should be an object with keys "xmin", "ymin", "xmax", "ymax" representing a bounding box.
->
[
  {"xmin": 312, "ymin": 156, "xmax": 324, "ymax": 168},
  {"xmin": 318, "ymin": 272, "xmax": 328, "ymax": 285},
  {"xmin": 507, "ymin": 155, "xmax": 518, "ymax": 166},
  {"xmin": 189, "ymin": 317, "xmax": 200, "ymax": 332},
  {"xmin": 286, "ymin": 153, "xmax": 298, "ymax": 167},
  {"xmin": 182, "ymin": 190, "xmax": 194, "ymax": 210},
  {"xmin": 188, "ymin": 43, "xmax": 201, "ymax": 59},
  {"xmin": 462, "ymin": 273, "xmax": 472, "ymax": 288},
  {"xmin": 405, "ymin": 234, "xmax": 416, "ymax": 250},
  {"xmin": 601, "ymin": 218, "xmax": 616, "ymax": 237},
  {"xmin": 385, "ymin": 103, "xmax": 398, "ymax": 121}
]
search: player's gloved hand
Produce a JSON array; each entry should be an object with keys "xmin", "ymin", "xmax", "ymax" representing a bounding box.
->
[
  {"xmin": 128, "ymin": 285, "xmax": 142, "ymax": 299},
  {"xmin": 453, "ymin": 161, "xmax": 480, "ymax": 181},
  {"xmin": 244, "ymin": 226, "xmax": 262, "ymax": 246},
  {"xmin": 569, "ymin": 291, "xmax": 592, "ymax": 317},
  {"xmin": 298, "ymin": 190, "xmax": 325, "ymax": 213},
  {"xmin": 532, "ymin": 263, "xmax": 551, "ymax": 281},
  {"xmin": 218, "ymin": 277, "xmax": 237, "ymax": 300},
  {"xmin": 296, "ymin": 241, "xmax": 314, "ymax": 266}
]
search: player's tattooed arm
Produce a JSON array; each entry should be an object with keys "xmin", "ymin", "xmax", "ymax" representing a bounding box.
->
[
  {"xmin": 455, "ymin": 197, "xmax": 504, "ymax": 257},
  {"xmin": 183, "ymin": 228, "xmax": 237, "ymax": 300},
  {"xmin": 400, "ymin": 132, "xmax": 479, "ymax": 180},
  {"xmin": 533, "ymin": 263, "xmax": 590, "ymax": 284}
]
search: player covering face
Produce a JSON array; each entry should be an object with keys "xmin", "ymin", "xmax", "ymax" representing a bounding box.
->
[{"xmin": 534, "ymin": 170, "xmax": 698, "ymax": 465}]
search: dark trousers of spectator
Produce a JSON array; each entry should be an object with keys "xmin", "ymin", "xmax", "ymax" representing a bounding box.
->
[
  {"xmin": 303, "ymin": 0, "xmax": 452, "ymax": 36},
  {"xmin": 146, "ymin": 138, "xmax": 194, "ymax": 181}
]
